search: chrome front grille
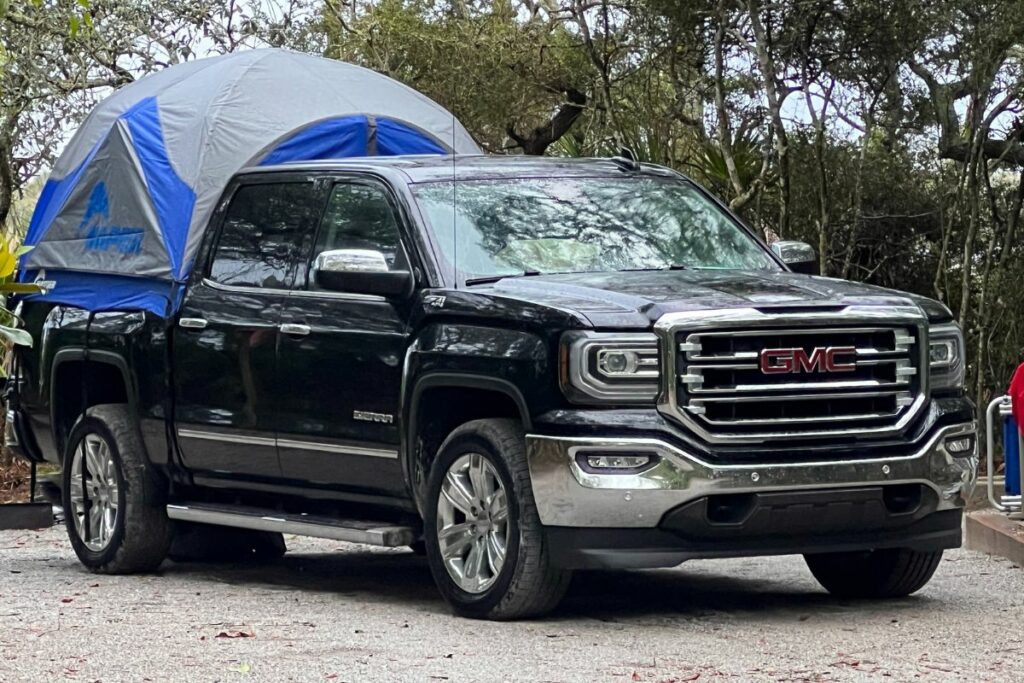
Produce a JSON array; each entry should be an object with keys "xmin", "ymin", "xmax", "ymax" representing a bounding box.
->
[{"xmin": 656, "ymin": 308, "xmax": 929, "ymax": 444}]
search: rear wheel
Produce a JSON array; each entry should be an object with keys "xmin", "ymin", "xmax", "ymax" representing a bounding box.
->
[
  {"xmin": 424, "ymin": 419, "xmax": 570, "ymax": 620},
  {"xmin": 62, "ymin": 405, "xmax": 173, "ymax": 573},
  {"xmin": 805, "ymin": 548, "xmax": 943, "ymax": 599}
]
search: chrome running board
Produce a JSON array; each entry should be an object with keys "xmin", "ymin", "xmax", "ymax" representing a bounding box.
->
[{"xmin": 166, "ymin": 503, "xmax": 417, "ymax": 547}]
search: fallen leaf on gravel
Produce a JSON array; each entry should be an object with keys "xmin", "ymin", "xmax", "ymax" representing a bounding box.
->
[
  {"xmin": 216, "ymin": 629, "xmax": 255, "ymax": 639},
  {"xmin": 228, "ymin": 662, "xmax": 252, "ymax": 674}
]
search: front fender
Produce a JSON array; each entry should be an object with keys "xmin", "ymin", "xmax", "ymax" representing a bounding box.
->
[
  {"xmin": 404, "ymin": 322, "xmax": 559, "ymax": 419},
  {"xmin": 401, "ymin": 321, "xmax": 564, "ymax": 512}
]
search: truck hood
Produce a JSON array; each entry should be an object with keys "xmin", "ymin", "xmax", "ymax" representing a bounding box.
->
[{"xmin": 472, "ymin": 269, "xmax": 952, "ymax": 328}]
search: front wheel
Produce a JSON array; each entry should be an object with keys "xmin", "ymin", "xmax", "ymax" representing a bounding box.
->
[
  {"xmin": 424, "ymin": 419, "xmax": 571, "ymax": 620},
  {"xmin": 62, "ymin": 404, "xmax": 173, "ymax": 573},
  {"xmin": 805, "ymin": 548, "xmax": 943, "ymax": 599}
]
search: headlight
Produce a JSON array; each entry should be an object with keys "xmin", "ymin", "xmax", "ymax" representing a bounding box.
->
[
  {"xmin": 560, "ymin": 331, "xmax": 660, "ymax": 404},
  {"xmin": 929, "ymin": 322, "xmax": 965, "ymax": 391}
]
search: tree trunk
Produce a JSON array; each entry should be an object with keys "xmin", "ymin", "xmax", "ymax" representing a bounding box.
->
[
  {"xmin": 842, "ymin": 118, "xmax": 872, "ymax": 280},
  {"xmin": 745, "ymin": 0, "xmax": 791, "ymax": 236},
  {"xmin": 802, "ymin": 73, "xmax": 833, "ymax": 277},
  {"xmin": 957, "ymin": 126, "xmax": 985, "ymax": 330},
  {"xmin": 0, "ymin": 135, "xmax": 12, "ymax": 231},
  {"xmin": 507, "ymin": 88, "xmax": 587, "ymax": 156},
  {"xmin": 713, "ymin": 1, "xmax": 744, "ymax": 199}
]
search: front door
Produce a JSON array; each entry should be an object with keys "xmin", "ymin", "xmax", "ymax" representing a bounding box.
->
[
  {"xmin": 276, "ymin": 179, "xmax": 412, "ymax": 497},
  {"xmin": 173, "ymin": 179, "xmax": 321, "ymax": 479}
]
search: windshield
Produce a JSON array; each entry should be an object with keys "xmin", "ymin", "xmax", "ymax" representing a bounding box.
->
[{"xmin": 411, "ymin": 175, "xmax": 777, "ymax": 284}]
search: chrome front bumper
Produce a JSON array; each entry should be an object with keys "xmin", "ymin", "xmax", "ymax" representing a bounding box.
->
[{"xmin": 526, "ymin": 422, "xmax": 978, "ymax": 528}]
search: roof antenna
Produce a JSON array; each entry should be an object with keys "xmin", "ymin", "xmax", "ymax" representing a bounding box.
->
[{"xmin": 611, "ymin": 144, "xmax": 640, "ymax": 172}]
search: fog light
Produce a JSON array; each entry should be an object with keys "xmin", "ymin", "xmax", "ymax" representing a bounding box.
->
[
  {"xmin": 579, "ymin": 453, "xmax": 654, "ymax": 472},
  {"xmin": 945, "ymin": 435, "xmax": 975, "ymax": 455}
]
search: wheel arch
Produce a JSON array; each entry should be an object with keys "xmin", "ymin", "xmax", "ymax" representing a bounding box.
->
[
  {"xmin": 50, "ymin": 348, "xmax": 137, "ymax": 458},
  {"xmin": 405, "ymin": 372, "xmax": 532, "ymax": 513}
]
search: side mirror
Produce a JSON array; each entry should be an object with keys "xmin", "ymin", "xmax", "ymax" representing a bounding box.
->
[
  {"xmin": 771, "ymin": 240, "xmax": 819, "ymax": 275},
  {"xmin": 313, "ymin": 249, "xmax": 413, "ymax": 298}
]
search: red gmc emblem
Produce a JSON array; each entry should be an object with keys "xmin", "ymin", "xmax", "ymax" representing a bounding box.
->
[{"xmin": 759, "ymin": 346, "xmax": 857, "ymax": 374}]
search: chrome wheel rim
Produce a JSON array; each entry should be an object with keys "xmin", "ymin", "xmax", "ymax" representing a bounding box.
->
[
  {"xmin": 436, "ymin": 453, "xmax": 509, "ymax": 594},
  {"xmin": 68, "ymin": 433, "xmax": 119, "ymax": 552}
]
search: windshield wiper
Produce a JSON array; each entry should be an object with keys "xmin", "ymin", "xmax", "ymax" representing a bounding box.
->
[
  {"xmin": 620, "ymin": 264, "xmax": 689, "ymax": 272},
  {"xmin": 464, "ymin": 270, "xmax": 542, "ymax": 287}
]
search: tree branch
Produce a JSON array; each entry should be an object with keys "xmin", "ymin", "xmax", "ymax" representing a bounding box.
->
[{"xmin": 507, "ymin": 87, "xmax": 587, "ymax": 155}]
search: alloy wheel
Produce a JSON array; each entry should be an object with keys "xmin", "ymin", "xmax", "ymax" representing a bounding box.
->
[
  {"xmin": 68, "ymin": 433, "xmax": 119, "ymax": 552},
  {"xmin": 435, "ymin": 452, "xmax": 509, "ymax": 594}
]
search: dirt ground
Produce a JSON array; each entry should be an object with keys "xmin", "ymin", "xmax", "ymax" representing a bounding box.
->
[
  {"xmin": 1, "ymin": 526, "xmax": 1023, "ymax": 682},
  {"xmin": 0, "ymin": 455, "xmax": 30, "ymax": 504}
]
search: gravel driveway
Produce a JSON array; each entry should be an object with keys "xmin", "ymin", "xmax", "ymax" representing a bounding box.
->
[{"xmin": 1, "ymin": 525, "xmax": 1022, "ymax": 682}]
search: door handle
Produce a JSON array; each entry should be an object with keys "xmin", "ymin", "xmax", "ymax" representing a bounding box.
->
[
  {"xmin": 279, "ymin": 323, "xmax": 311, "ymax": 337},
  {"xmin": 179, "ymin": 318, "xmax": 208, "ymax": 330}
]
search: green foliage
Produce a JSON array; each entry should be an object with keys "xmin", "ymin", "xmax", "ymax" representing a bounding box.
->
[
  {"xmin": 697, "ymin": 134, "xmax": 764, "ymax": 196},
  {"xmin": 0, "ymin": 0, "xmax": 1022, "ymax": 402},
  {"xmin": 0, "ymin": 239, "xmax": 37, "ymax": 349},
  {"xmin": 325, "ymin": 0, "xmax": 594, "ymax": 152}
]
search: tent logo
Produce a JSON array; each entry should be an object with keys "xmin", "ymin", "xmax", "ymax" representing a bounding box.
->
[{"xmin": 79, "ymin": 183, "xmax": 144, "ymax": 255}]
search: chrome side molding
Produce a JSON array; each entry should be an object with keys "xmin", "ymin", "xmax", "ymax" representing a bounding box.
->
[{"xmin": 177, "ymin": 428, "xmax": 398, "ymax": 459}]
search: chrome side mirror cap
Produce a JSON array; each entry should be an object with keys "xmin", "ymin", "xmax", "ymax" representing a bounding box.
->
[
  {"xmin": 771, "ymin": 240, "xmax": 819, "ymax": 275},
  {"xmin": 313, "ymin": 249, "xmax": 413, "ymax": 298},
  {"xmin": 314, "ymin": 248, "xmax": 390, "ymax": 275}
]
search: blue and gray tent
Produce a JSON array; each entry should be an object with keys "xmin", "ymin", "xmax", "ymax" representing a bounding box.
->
[{"xmin": 20, "ymin": 49, "xmax": 479, "ymax": 315}]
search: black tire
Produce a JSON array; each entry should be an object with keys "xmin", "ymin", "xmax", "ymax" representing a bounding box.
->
[
  {"xmin": 424, "ymin": 418, "xmax": 571, "ymax": 620},
  {"xmin": 62, "ymin": 404, "xmax": 173, "ymax": 573},
  {"xmin": 169, "ymin": 524, "xmax": 287, "ymax": 563},
  {"xmin": 805, "ymin": 548, "xmax": 943, "ymax": 599}
]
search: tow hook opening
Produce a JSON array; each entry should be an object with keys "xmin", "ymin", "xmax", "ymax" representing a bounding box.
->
[
  {"xmin": 882, "ymin": 484, "xmax": 923, "ymax": 516},
  {"xmin": 706, "ymin": 493, "xmax": 757, "ymax": 525}
]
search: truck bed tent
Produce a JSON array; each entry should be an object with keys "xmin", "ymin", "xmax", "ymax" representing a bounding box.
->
[{"xmin": 20, "ymin": 49, "xmax": 479, "ymax": 315}]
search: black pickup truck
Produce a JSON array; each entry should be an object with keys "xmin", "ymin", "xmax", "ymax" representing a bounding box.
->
[{"xmin": 6, "ymin": 156, "xmax": 977, "ymax": 619}]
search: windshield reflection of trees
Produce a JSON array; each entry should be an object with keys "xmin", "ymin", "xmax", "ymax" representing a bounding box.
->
[{"xmin": 416, "ymin": 178, "xmax": 772, "ymax": 278}]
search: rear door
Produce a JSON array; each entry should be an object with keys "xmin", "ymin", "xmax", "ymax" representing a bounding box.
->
[
  {"xmin": 275, "ymin": 177, "xmax": 413, "ymax": 497},
  {"xmin": 173, "ymin": 176, "xmax": 322, "ymax": 479}
]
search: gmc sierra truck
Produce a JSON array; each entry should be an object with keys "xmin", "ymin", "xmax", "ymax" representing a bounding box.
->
[{"xmin": 6, "ymin": 156, "xmax": 978, "ymax": 619}]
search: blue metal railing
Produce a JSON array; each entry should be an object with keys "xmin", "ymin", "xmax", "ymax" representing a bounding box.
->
[{"xmin": 986, "ymin": 396, "xmax": 1022, "ymax": 512}]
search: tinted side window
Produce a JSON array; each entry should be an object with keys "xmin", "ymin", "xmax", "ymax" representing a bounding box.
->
[
  {"xmin": 310, "ymin": 183, "xmax": 407, "ymax": 281},
  {"xmin": 210, "ymin": 182, "xmax": 318, "ymax": 288}
]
